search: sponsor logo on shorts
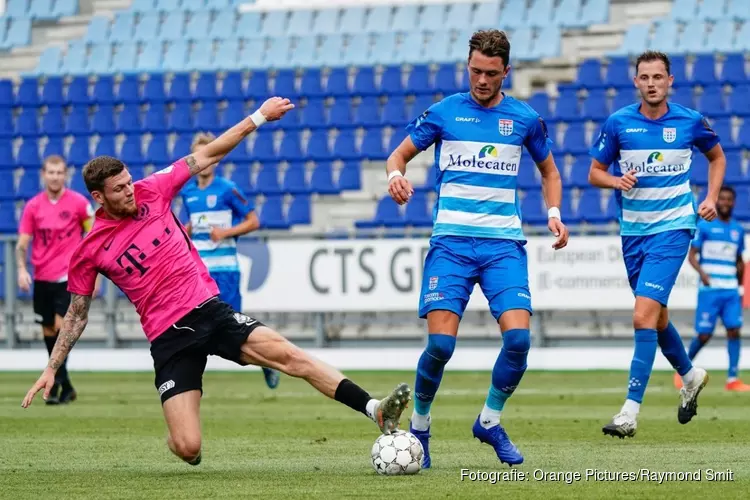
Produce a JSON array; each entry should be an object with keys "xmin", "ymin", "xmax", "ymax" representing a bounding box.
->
[
  {"xmin": 428, "ymin": 276, "xmax": 439, "ymax": 290},
  {"xmin": 644, "ymin": 282, "xmax": 664, "ymax": 292},
  {"xmin": 517, "ymin": 292, "xmax": 531, "ymax": 300},
  {"xmin": 233, "ymin": 312, "xmax": 258, "ymax": 326},
  {"xmin": 423, "ymin": 292, "xmax": 444, "ymax": 304},
  {"xmin": 158, "ymin": 380, "xmax": 175, "ymax": 396}
]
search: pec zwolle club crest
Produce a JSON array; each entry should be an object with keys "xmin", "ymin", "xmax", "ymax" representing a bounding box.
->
[
  {"xmin": 498, "ymin": 119, "xmax": 514, "ymax": 136},
  {"xmin": 663, "ymin": 127, "xmax": 676, "ymax": 143},
  {"xmin": 206, "ymin": 194, "xmax": 217, "ymax": 208}
]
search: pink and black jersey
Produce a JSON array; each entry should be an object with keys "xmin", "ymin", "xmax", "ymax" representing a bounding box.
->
[
  {"xmin": 19, "ymin": 189, "xmax": 93, "ymax": 282},
  {"xmin": 67, "ymin": 160, "xmax": 220, "ymax": 341}
]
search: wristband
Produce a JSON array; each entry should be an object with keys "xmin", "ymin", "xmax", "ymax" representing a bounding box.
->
[
  {"xmin": 250, "ymin": 109, "xmax": 267, "ymax": 127},
  {"xmin": 388, "ymin": 170, "xmax": 403, "ymax": 182},
  {"xmin": 548, "ymin": 207, "xmax": 561, "ymax": 220},
  {"xmin": 739, "ymin": 286, "xmax": 745, "ymax": 296}
]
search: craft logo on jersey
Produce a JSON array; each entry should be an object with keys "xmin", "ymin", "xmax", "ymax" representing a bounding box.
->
[
  {"xmin": 206, "ymin": 194, "xmax": 217, "ymax": 208},
  {"xmin": 647, "ymin": 151, "xmax": 664, "ymax": 164},
  {"xmin": 498, "ymin": 119, "xmax": 514, "ymax": 136},
  {"xmin": 663, "ymin": 127, "xmax": 676, "ymax": 143},
  {"xmin": 478, "ymin": 145, "xmax": 498, "ymax": 158}
]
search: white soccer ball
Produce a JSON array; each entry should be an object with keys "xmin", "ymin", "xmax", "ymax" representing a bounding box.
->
[{"xmin": 370, "ymin": 430, "xmax": 423, "ymax": 475}]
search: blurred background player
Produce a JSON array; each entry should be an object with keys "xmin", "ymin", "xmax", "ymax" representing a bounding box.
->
[
  {"xmin": 678, "ymin": 186, "xmax": 750, "ymax": 392},
  {"xmin": 386, "ymin": 29, "xmax": 568, "ymax": 467},
  {"xmin": 588, "ymin": 50, "xmax": 726, "ymax": 438},
  {"xmin": 16, "ymin": 155, "xmax": 96, "ymax": 405},
  {"xmin": 180, "ymin": 132, "xmax": 280, "ymax": 389}
]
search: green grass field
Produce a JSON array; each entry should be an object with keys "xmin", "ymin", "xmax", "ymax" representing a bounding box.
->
[{"xmin": 1, "ymin": 370, "xmax": 748, "ymax": 499}]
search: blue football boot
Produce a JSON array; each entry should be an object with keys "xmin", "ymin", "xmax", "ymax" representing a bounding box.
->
[
  {"xmin": 409, "ymin": 423, "xmax": 431, "ymax": 469},
  {"xmin": 262, "ymin": 367, "xmax": 280, "ymax": 389},
  {"xmin": 472, "ymin": 416, "xmax": 524, "ymax": 466}
]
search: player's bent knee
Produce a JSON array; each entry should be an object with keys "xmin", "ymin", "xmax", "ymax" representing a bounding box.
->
[
  {"xmin": 726, "ymin": 329, "xmax": 740, "ymax": 339},
  {"xmin": 425, "ymin": 333, "xmax": 456, "ymax": 361},
  {"xmin": 698, "ymin": 334, "xmax": 712, "ymax": 344},
  {"xmin": 170, "ymin": 434, "xmax": 201, "ymax": 461},
  {"xmin": 503, "ymin": 328, "xmax": 531, "ymax": 353}
]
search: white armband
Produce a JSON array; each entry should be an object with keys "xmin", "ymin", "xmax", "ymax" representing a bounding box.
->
[
  {"xmin": 548, "ymin": 207, "xmax": 561, "ymax": 220},
  {"xmin": 250, "ymin": 109, "xmax": 267, "ymax": 127},
  {"xmin": 388, "ymin": 170, "xmax": 403, "ymax": 182}
]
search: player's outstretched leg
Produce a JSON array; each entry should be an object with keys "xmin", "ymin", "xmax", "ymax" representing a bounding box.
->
[
  {"xmin": 473, "ymin": 327, "xmax": 529, "ymax": 466},
  {"xmin": 409, "ymin": 329, "xmax": 456, "ymax": 469},
  {"xmin": 163, "ymin": 390, "xmax": 203, "ymax": 465},
  {"xmin": 676, "ymin": 333, "xmax": 711, "ymax": 389},
  {"xmin": 261, "ymin": 367, "xmax": 280, "ymax": 389},
  {"xmin": 239, "ymin": 326, "xmax": 411, "ymax": 434}
]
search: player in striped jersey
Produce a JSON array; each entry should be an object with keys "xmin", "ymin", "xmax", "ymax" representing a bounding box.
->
[
  {"xmin": 588, "ymin": 51, "xmax": 727, "ymax": 438},
  {"xmin": 180, "ymin": 133, "xmax": 280, "ymax": 390},
  {"xmin": 385, "ymin": 29, "xmax": 569, "ymax": 467},
  {"xmin": 678, "ymin": 186, "xmax": 750, "ymax": 392}
]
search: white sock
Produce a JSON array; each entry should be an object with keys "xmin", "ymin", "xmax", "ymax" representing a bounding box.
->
[
  {"xmin": 682, "ymin": 367, "xmax": 697, "ymax": 387},
  {"xmin": 621, "ymin": 399, "xmax": 640, "ymax": 415},
  {"xmin": 365, "ymin": 399, "xmax": 379, "ymax": 421},
  {"xmin": 479, "ymin": 405, "xmax": 501, "ymax": 428},
  {"xmin": 728, "ymin": 377, "xmax": 737, "ymax": 383},
  {"xmin": 411, "ymin": 411, "xmax": 431, "ymax": 431}
]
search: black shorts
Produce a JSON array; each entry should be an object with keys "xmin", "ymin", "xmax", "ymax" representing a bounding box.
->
[
  {"xmin": 150, "ymin": 297, "xmax": 265, "ymax": 404},
  {"xmin": 33, "ymin": 280, "xmax": 71, "ymax": 327}
]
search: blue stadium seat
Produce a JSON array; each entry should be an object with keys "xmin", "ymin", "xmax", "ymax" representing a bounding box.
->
[
  {"xmin": 0, "ymin": 201, "xmax": 18, "ymax": 233},
  {"xmin": 308, "ymin": 162, "xmax": 336, "ymax": 194},
  {"xmin": 278, "ymin": 132, "xmax": 302, "ymax": 162},
  {"xmin": 324, "ymin": 67, "xmax": 349, "ymax": 97},
  {"xmin": 434, "ymin": 64, "xmax": 458, "ymax": 95},
  {"xmin": 562, "ymin": 123, "xmax": 587, "ymax": 155},
  {"xmin": 287, "ymin": 194, "xmax": 311, "ymax": 226},
  {"xmin": 553, "ymin": 89, "xmax": 579, "ymax": 122},
  {"xmin": 379, "ymin": 65, "xmax": 403, "ymax": 95},
  {"xmin": 577, "ymin": 189, "xmax": 607, "ymax": 224},
  {"xmin": 527, "ymin": 0, "xmax": 554, "ymax": 29},
  {"xmin": 6, "ymin": 0, "xmax": 30, "ymax": 18},
  {"xmin": 300, "ymin": 69, "xmax": 324, "ymax": 98},
  {"xmin": 312, "ymin": 8, "xmax": 339, "ymax": 33},
  {"xmin": 360, "ymin": 127, "xmax": 385, "ymax": 160},
  {"xmin": 83, "ymin": 44, "xmax": 113, "ymax": 77},
  {"xmin": 93, "ymin": 76, "xmax": 115, "ymax": 104},
  {"xmin": 135, "ymin": 41, "xmax": 163, "ymax": 72},
  {"xmin": 582, "ymin": 90, "xmax": 608, "ymax": 121},
  {"xmin": 729, "ymin": 85, "xmax": 750, "ymax": 116},
  {"xmin": 675, "ymin": 21, "xmax": 705, "ymax": 54},
  {"xmin": 726, "ymin": 0, "xmax": 749, "ymax": 22},
  {"xmin": 721, "ymin": 54, "xmax": 747, "ymax": 85},
  {"xmin": 697, "ymin": 87, "xmax": 727, "ymax": 118},
  {"xmin": 724, "ymin": 153, "xmax": 747, "ymax": 184},
  {"xmin": 612, "ymin": 89, "xmax": 637, "ymax": 110},
  {"xmin": 259, "ymin": 195, "xmax": 288, "ymax": 230},
  {"xmin": 316, "ymin": 33, "xmax": 344, "ymax": 67},
  {"xmin": 575, "ymin": 59, "xmax": 603, "ymax": 89},
  {"xmin": 169, "ymin": 102, "xmax": 194, "ymax": 133},
  {"xmin": 364, "ymin": 6, "xmax": 391, "ymax": 33},
  {"xmin": 218, "ymin": 71, "xmax": 243, "ymax": 102},
  {"xmin": 94, "ymin": 135, "xmax": 116, "ymax": 157},
  {"xmin": 209, "ymin": 9, "xmax": 236, "ymax": 40},
  {"xmin": 691, "ymin": 54, "xmax": 718, "ymax": 86},
  {"xmin": 193, "ymin": 73, "xmax": 217, "ymax": 102},
  {"xmin": 109, "ymin": 12, "xmax": 135, "ymax": 44},
  {"xmin": 392, "ymin": 5, "xmax": 418, "ymax": 32},
  {"xmin": 134, "ymin": 12, "xmax": 159, "ymax": 42},
  {"xmin": 220, "ymin": 103, "xmax": 246, "ymax": 131},
  {"xmin": 530, "ymin": 27, "xmax": 561, "ymax": 59},
  {"xmin": 186, "ymin": 11, "xmax": 211, "ymax": 40},
  {"xmin": 299, "ymin": 99, "xmax": 325, "ymax": 129},
  {"xmin": 170, "ymin": 133, "xmax": 192, "ymax": 162},
  {"xmin": 670, "ymin": 87, "xmax": 694, "ymax": 108},
  {"xmin": 353, "ymin": 67, "xmax": 377, "ymax": 96},
  {"xmin": 282, "ymin": 163, "xmax": 309, "ymax": 195},
  {"xmin": 129, "ymin": 0, "xmax": 154, "ymax": 13},
  {"xmin": 426, "ymin": 32, "xmax": 452, "ymax": 65},
  {"xmin": 0, "ymin": 107, "xmax": 12, "ymax": 139},
  {"xmin": 404, "ymin": 192, "xmax": 432, "ymax": 227},
  {"xmin": 116, "ymin": 74, "xmax": 140, "ymax": 104},
  {"xmin": 182, "ymin": 0, "xmax": 206, "ymax": 13},
  {"xmin": 92, "ymin": 105, "xmax": 116, "ymax": 135},
  {"xmin": 516, "ymin": 160, "xmax": 538, "ymax": 190},
  {"xmin": 273, "ymin": 69, "xmax": 298, "ymax": 98},
  {"xmin": 116, "ymin": 105, "xmax": 141, "ymax": 134},
  {"xmin": 235, "ymin": 12, "xmax": 261, "ymax": 36},
  {"xmin": 0, "ymin": 171, "xmax": 15, "ymax": 200},
  {"xmin": 17, "ymin": 139, "xmax": 40, "ymax": 168},
  {"xmin": 328, "ymin": 98, "xmax": 352, "ymax": 128},
  {"xmin": 445, "ymin": 2, "xmax": 471, "ymax": 29},
  {"xmin": 255, "ymin": 164, "xmax": 282, "ymax": 194},
  {"xmin": 650, "ymin": 20, "xmax": 679, "ymax": 53},
  {"xmin": 146, "ymin": 134, "xmax": 169, "ymax": 165},
  {"xmin": 355, "ymin": 96, "xmax": 380, "ymax": 128},
  {"xmin": 382, "ymin": 95, "xmax": 407, "ymax": 127},
  {"xmin": 252, "ymin": 130, "xmax": 277, "ymax": 162},
  {"xmin": 419, "ymin": 4, "xmax": 445, "ymax": 30},
  {"xmin": 287, "ymin": 9, "xmax": 312, "ymax": 34},
  {"xmin": 711, "ymin": 118, "xmax": 732, "ymax": 145},
  {"xmin": 0, "ymin": 141, "xmax": 13, "ymax": 167},
  {"xmin": 15, "ymin": 108, "xmax": 38, "ymax": 137},
  {"xmin": 520, "ymin": 191, "xmax": 547, "ymax": 226},
  {"xmin": 333, "ymin": 130, "xmax": 357, "ymax": 160},
  {"xmin": 669, "ymin": 0, "xmax": 697, "ymax": 22},
  {"xmin": 43, "ymin": 137, "xmax": 64, "ymax": 157},
  {"xmin": 60, "ymin": 40, "xmax": 87, "ymax": 75},
  {"xmin": 611, "ymin": 24, "xmax": 649, "ymax": 56},
  {"xmin": 338, "ymin": 7, "xmax": 365, "ymax": 35},
  {"xmin": 144, "ymin": 104, "xmax": 168, "ymax": 133},
  {"xmin": 369, "ymin": 32, "xmax": 398, "ymax": 65},
  {"xmin": 2, "ymin": 17, "xmax": 30, "ymax": 49},
  {"xmin": 246, "ymin": 70, "xmax": 269, "ymax": 99},
  {"xmin": 159, "ymin": 11, "xmax": 185, "ymax": 41},
  {"xmin": 554, "ymin": 0, "xmax": 586, "ymax": 28},
  {"xmin": 407, "ymin": 65, "xmax": 431, "ymax": 95},
  {"xmin": 163, "ymin": 41, "xmax": 188, "ymax": 72},
  {"xmin": 143, "ymin": 75, "xmax": 166, "ymax": 103},
  {"xmin": 16, "ymin": 77, "xmax": 39, "ymax": 107},
  {"xmin": 341, "ymin": 33, "xmax": 369, "ymax": 66},
  {"xmin": 603, "ymin": 57, "xmax": 630, "ymax": 88},
  {"xmin": 473, "ymin": 0, "xmax": 501, "ymax": 28},
  {"xmin": 262, "ymin": 10, "xmax": 288, "ymax": 36},
  {"xmin": 110, "ymin": 43, "xmax": 137, "ymax": 73},
  {"xmin": 526, "ymin": 92, "xmax": 550, "ymax": 117},
  {"xmin": 120, "ymin": 134, "xmax": 144, "ymax": 166},
  {"xmin": 566, "ymin": 156, "xmax": 590, "ymax": 187},
  {"xmin": 704, "ymin": 21, "xmax": 734, "ymax": 53},
  {"xmin": 65, "ymin": 106, "xmax": 89, "ymax": 136},
  {"xmin": 17, "ymin": 170, "xmax": 40, "ymax": 199},
  {"xmin": 70, "ymin": 171, "xmax": 88, "ymax": 195},
  {"xmin": 34, "ymin": 46, "xmax": 63, "ymax": 76},
  {"xmin": 41, "ymin": 106, "xmax": 65, "ymax": 136},
  {"xmin": 167, "ymin": 73, "xmax": 191, "ymax": 102},
  {"xmin": 305, "ymin": 130, "xmax": 332, "ymax": 161},
  {"xmin": 67, "ymin": 135, "xmax": 90, "ymax": 165}
]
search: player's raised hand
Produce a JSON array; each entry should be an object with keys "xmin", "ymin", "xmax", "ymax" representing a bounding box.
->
[
  {"xmin": 698, "ymin": 199, "xmax": 718, "ymax": 221},
  {"xmin": 17, "ymin": 268, "xmax": 32, "ymax": 293},
  {"xmin": 257, "ymin": 97, "xmax": 295, "ymax": 122},
  {"xmin": 21, "ymin": 369, "xmax": 55, "ymax": 408},
  {"xmin": 388, "ymin": 174, "xmax": 414, "ymax": 205},
  {"xmin": 615, "ymin": 170, "xmax": 638, "ymax": 192},
  {"xmin": 548, "ymin": 218, "xmax": 569, "ymax": 250}
]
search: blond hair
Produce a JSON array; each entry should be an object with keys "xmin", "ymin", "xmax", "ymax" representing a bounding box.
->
[{"xmin": 191, "ymin": 132, "xmax": 215, "ymax": 152}]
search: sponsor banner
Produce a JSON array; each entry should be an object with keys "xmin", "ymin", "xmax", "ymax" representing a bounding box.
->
[{"xmin": 236, "ymin": 237, "xmax": 750, "ymax": 313}]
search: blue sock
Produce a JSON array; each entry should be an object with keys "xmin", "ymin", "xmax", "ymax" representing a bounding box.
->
[
  {"xmin": 688, "ymin": 335, "xmax": 706, "ymax": 360},
  {"xmin": 627, "ymin": 329, "xmax": 658, "ymax": 404},
  {"xmin": 413, "ymin": 334, "xmax": 456, "ymax": 418},
  {"xmin": 728, "ymin": 337, "xmax": 740, "ymax": 380},
  {"xmin": 657, "ymin": 322, "xmax": 693, "ymax": 376},
  {"xmin": 482, "ymin": 329, "xmax": 530, "ymax": 420}
]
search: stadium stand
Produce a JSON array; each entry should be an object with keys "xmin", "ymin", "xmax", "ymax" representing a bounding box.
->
[{"xmin": 0, "ymin": 0, "xmax": 748, "ymax": 342}]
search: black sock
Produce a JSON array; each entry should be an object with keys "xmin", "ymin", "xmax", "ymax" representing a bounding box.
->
[
  {"xmin": 44, "ymin": 333, "xmax": 71, "ymax": 389},
  {"xmin": 334, "ymin": 379, "xmax": 372, "ymax": 416}
]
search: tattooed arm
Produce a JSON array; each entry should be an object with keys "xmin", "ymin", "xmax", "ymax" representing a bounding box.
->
[
  {"xmin": 21, "ymin": 294, "xmax": 91, "ymax": 408},
  {"xmin": 184, "ymin": 97, "xmax": 295, "ymax": 176}
]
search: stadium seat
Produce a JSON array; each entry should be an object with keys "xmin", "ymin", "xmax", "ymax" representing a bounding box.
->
[
  {"xmin": 404, "ymin": 192, "xmax": 432, "ymax": 228},
  {"xmin": 671, "ymin": 87, "xmax": 694, "ymax": 108},
  {"xmin": 17, "ymin": 169, "xmax": 41, "ymax": 199},
  {"xmin": 691, "ymin": 54, "xmax": 718, "ymax": 86},
  {"xmin": 360, "ymin": 127, "xmax": 386, "ymax": 161},
  {"xmin": 209, "ymin": 9, "xmax": 236, "ymax": 40},
  {"xmin": 300, "ymin": 99, "xmax": 326, "ymax": 129},
  {"xmin": 669, "ymin": 0, "xmax": 698, "ymax": 23},
  {"xmin": 146, "ymin": 134, "xmax": 170, "ymax": 166},
  {"xmin": 282, "ymin": 163, "xmax": 309, "ymax": 195},
  {"xmin": 16, "ymin": 77, "xmax": 39, "ymax": 107},
  {"xmin": 554, "ymin": 89, "xmax": 579, "ymax": 122},
  {"xmin": 332, "ymin": 130, "xmax": 358, "ymax": 160},
  {"xmin": 2, "ymin": 17, "xmax": 32, "ymax": 49},
  {"xmin": 134, "ymin": 13, "xmax": 159, "ymax": 42},
  {"xmin": 252, "ymin": 131, "xmax": 277, "ymax": 163},
  {"xmin": 259, "ymin": 195, "xmax": 289, "ymax": 229},
  {"xmin": 520, "ymin": 190, "xmax": 547, "ymax": 226},
  {"xmin": 5, "ymin": 0, "xmax": 30, "ymax": 18},
  {"xmin": 109, "ymin": 12, "xmax": 135, "ymax": 44},
  {"xmin": 34, "ymin": 46, "xmax": 63, "ymax": 76},
  {"xmin": 650, "ymin": 20, "xmax": 679, "ymax": 54},
  {"xmin": 726, "ymin": 0, "xmax": 750, "ymax": 22},
  {"xmin": 0, "ymin": 202, "xmax": 19, "ymax": 233},
  {"xmin": 287, "ymin": 193, "xmax": 312, "ymax": 226},
  {"xmin": 163, "ymin": 41, "xmax": 189, "ymax": 72},
  {"xmin": 143, "ymin": 74, "xmax": 167, "ymax": 103},
  {"xmin": 261, "ymin": 10, "xmax": 288, "ymax": 37},
  {"xmin": 186, "ymin": 12, "xmax": 212, "ymax": 42},
  {"xmin": 721, "ymin": 54, "xmax": 747, "ymax": 85},
  {"xmin": 110, "ymin": 43, "xmax": 137, "ymax": 73},
  {"xmin": 144, "ymin": 104, "xmax": 168, "ymax": 133},
  {"xmin": 473, "ymin": 0, "xmax": 501, "ymax": 28},
  {"xmin": 312, "ymin": 8, "xmax": 339, "ymax": 34},
  {"xmin": 94, "ymin": 135, "xmax": 116, "ymax": 157},
  {"xmin": 341, "ymin": 33, "xmax": 369, "ymax": 66},
  {"xmin": 306, "ymin": 130, "xmax": 332, "ymax": 161},
  {"xmin": 612, "ymin": 89, "xmax": 637, "ymax": 110},
  {"xmin": 116, "ymin": 74, "xmax": 140, "ymax": 104},
  {"xmin": 169, "ymin": 102, "xmax": 194, "ymax": 133},
  {"xmin": 574, "ymin": 59, "xmax": 603, "ymax": 89},
  {"xmin": 278, "ymin": 132, "xmax": 302, "ymax": 162},
  {"xmin": 356, "ymin": 196, "xmax": 403, "ymax": 229},
  {"xmin": 43, "ymin": 137, "xmax": 64, "ymax": 157},
  {"xmin": 0, "ymin": 171, "xmax": 15, "ymax": 200},
  {"xmin": 310, "ymin": 162, "xmax": 338, "ymax": 194},
  {"xmin": 129, "ymin": 0, "xmax": 154, "ymax": 13},
  {"xmin": 159, "ymin": 11, "xmax": 186, "ymax": 42},
  {"xmin": 729, "ymin": 85, "xmax": 750, "ymax": 116},
  {"xmin": 675, "ymin": 21, "xmax": 705, "ymax": 54},
  {"xmin": 15, "ymin": 108, "xmax": 38, "ymax": 137},
  {"xmin": 41, "ymin": 107, "xmax": 65, "ymax": 137},
  {"xmin": 120, "ymin": 135, "xmax": 144, "ymax": 166},
  {"xmin": 67, "ymin": 136, "xmax": 90, "ymax": 166},
  {"xmin": 704, "ymin": 21, "xmax": 735, "ymax": 54},
  {"xmin": 690, "ymin": 154, "xmax": 709, "ymax": 186},
  {"xmin": 182, "ymin": 0, "xmax": 207, "ymax": 14},
  {"xmin": 0, "ymin": 141, "xmax": 13, "ymax": 167},
  {"xmin": 92, "ymin": 105, "xmax": 116, "ymax": 135},
  {"xmin": 724, "ymin": 153, "xmax": 747, "ymax": 185},
  {"xmin": 581, "ymin": 90, "xmax": 608, "ymax": 121},
  {"xmin": 697, "ymin": 87, "xmax": 728, "ymax": 118},
  {"xmin": 611, "ymin": 24, "xmax": 649, "ymax": 56},
  {"xmin": 554, "ymin": 0, "xmax": 587, "ymax": 29}
]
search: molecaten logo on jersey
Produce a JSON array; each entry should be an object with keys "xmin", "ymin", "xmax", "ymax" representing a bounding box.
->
[
  {"xmin": 663, "ymin": 127, "xmax": 676, "ymax": 143},
  {"xmin": 498, "ymin": 119, "xmax": 514, "ymax": 136},
  {"xmin": 622, "ymin": 151, "xmax": 687, "ymax": 174},
  {"xmin": 447, "ymin": 145, "xmax": 518, "ymax": 172}
]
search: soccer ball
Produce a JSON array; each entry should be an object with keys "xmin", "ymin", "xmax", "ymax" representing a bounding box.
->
[{"xmin": 370, "ymin": 430, "xmax": 423, "ymax": 475}]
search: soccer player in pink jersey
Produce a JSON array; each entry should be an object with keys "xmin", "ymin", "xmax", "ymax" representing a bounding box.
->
[
  {"xmin": 16, "ymin": 155, "xmax": 96, "ymax": 405},
  {"xmin": 22, "ymin": 97, "xmax": 411, "ymax": 467}
]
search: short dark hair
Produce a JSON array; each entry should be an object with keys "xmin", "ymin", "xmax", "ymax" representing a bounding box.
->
[
  {"xmin": 469, "ymin": 29, "xmax": 511, "ymax": 66},
  {"xmin": 82, "ymin": 156, "xmax": 126, "ymax": 193},
  {"xmin": 635, "ymin": 50, "xmax": 671, "ymax": 75},
  {"xmin": 42, "ymin": 154, "xmax": 66, "ymax": 171},
  {"xmin": 720, "ymin": 185, "xmax": 736, "ymax": 198}
]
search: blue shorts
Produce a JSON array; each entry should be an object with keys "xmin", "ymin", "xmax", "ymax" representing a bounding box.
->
[
  {"xmin": 418, "ymin": 236, "xmax": 531, "ymax": 321},
  {"xmin": 695, "ymin": 289, "xmax": 743, "ymax": 334},
  {"xmin": 211, "ymin": 271, "xmax": 242, "ymax": 311},
  {"xmin": 622, "ymin": 229, "xmax": 692, "ymax": 306}
]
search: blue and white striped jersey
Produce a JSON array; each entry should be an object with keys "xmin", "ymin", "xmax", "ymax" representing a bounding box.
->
[
  {"xmin": 406, "ymin": 92, "xmax": 552, "ymax": 241},
  {"xmin": 692, "ymin": 218, "xmax": 744, "ymax": 291},
  {"xmin": 590, "ymin": 103, "xmax": 720, "ymax": 236},
  {"xmin": 180, "ymin": 176, "xmax": 254, "ymax": 273}
]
